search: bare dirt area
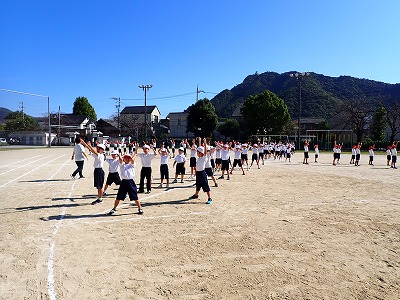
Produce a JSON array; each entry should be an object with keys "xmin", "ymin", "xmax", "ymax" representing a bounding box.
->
[{"xmin": 0, "ymin": 147, "xmax": 399, "ymax": 299}]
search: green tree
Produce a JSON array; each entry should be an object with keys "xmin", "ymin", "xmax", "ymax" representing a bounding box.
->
[
  {"xmin": 187, "ymin": 98, "xmax": 218, "ymax": 137},
  {"xmin": 4, "ymin": 111, "xmax": 40, "ymax": 131},
  {"xmin": 384, "ymin": 101, "xmax": 400, "ymax": 144},
  {"xmin": 72, "ymin": 96, "xmax": 97, "ymax": 120},
  {"xmin": 370, "ymin": 106, "xmax": 387, "ymax": 143},
  {"xmin": 217, "ymin": 118, "xmax": 240, "ymax": 140},
  {"xmin": 240, "ymin": 90, "xmax": 291, "ymax": 135}
]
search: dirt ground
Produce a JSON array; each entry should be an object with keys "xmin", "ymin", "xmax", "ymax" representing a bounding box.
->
[{"xmin": 0, "ymin": 146, "xmax": 399, "ymax": 300}]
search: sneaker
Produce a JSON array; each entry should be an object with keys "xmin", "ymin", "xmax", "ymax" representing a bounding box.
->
[
  {"xmin": 158, "ymin": 184, "xmax": 163, "ymax": 188},
  {"xmin": 91, "ymin": 198, "xmax": 103, "ymax": 205},
  {"xmin": 138, "ymin": 208, "xmax": 144, "ymax": 215},
  {"xmin": 218, "ymin": 176, "xmax": 224, "ymax": 179},
  {"xmin": 206, "ymin": 198, "xmax": 213, "ymax": 205},
  {"xmin": 189, "ymin": 194, "xmax": 199, "ymax": 199},
  {"xmin": 227, "ymin": 177, "xmax": 230, "ymax": 180},
  {"xmin": 214, "ymin": 182, "xmax": 218, "ymax": 187},
  {"xmin": 146, "ymin": 190, "xmax": 151, "ymax": 194},
  {"xmin": 180, "ymin": 180, "xmax": 184, "ymax": 183},
  {"xmin": 138, "ymin": 190, "xmax": 144, "ymax": 194},
  {"xmin": 70, "ymin": 175, "xmax": 76, "ymax": 180},
  {"xmin": 107, "ymin": 208, "xmax": 116, "ymax": 215},
  {"xmin": 79, "ymin": 176, "xmax": 85, "ymax": 179},
  {"xmin": 172, "ymin": 179, "xmax": 177, "ymax": 184},
  {"xmin": 102, "ymin": 191, "xmax": 107, "ymax": 196},
  {"xmin": 166, "ymin": 184, "xmax": 170, "ymax": 189}
]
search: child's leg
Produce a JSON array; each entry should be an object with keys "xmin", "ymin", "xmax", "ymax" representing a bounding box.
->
[
  {"xmin": 97, "ymin": 188, "xmax": 103, "ymax": 199},
  {"xmin": 103, "ymin": 184, "xmax": 109, "ymax": 192},
  {"xmin": 112, "ymin": 199, "xmax": 121, "ymax": 210}
]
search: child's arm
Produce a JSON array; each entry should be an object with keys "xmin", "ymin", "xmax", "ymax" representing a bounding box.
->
[
  {"xmin": 118, "ymin": 153, "xmax": 123, "ymax": 164},
  {"xmin": 80, "ymin": 139, "xmax": 98, "ymax": 155},
  {"xmin": 150, "ymin": 144, "xmax": 157, "ymax": 155},
  {"xmin": 130, "ymin": 153, "xmax": 137, "ymax": 164}
]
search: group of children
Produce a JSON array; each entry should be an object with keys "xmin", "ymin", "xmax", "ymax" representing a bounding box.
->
[{"xmin": 73, "ymin": 136, "xmax": 399, "ymax": 216}]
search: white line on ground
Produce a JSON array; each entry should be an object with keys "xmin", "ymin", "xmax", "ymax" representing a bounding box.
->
[
  {"xmin": 0, "ymin": 154, "xmax": 42, "ymax": 169},
  {"xmin": 0, "ymin": 155, "xmax": 47, "ymax": 176},
  {"xmin": 47, "ymin": 180, "xmax": 76, "ymax": 300},
  {"xmin": 39, "ymin": 159, "xmax": 71, "ymax": 186},
  {"xmin": 0, "ymin": 155, "xmax": 65, "ymax": 188}
]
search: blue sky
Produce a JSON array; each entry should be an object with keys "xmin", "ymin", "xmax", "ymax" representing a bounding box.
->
[{"xmin": 1, "ymin": 0, "xmax": 399, "ymax": 119}]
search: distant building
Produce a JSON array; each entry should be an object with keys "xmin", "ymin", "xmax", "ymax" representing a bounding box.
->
[
  {"xmin": 167, "ymin": 112, "xmax": 194, "ymax": 139},
  {"xmin": 120, "ymin": 106, "xmax": 161, "ymax": 139},
  {"xmin": 96, "ymin": 119, "xmax": 119, "ymax": 137}
]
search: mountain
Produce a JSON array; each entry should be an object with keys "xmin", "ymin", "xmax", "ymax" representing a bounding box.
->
[
  {"xmin": 0, "ymin": 107, "xmax": 12, "ymax": 122},
  {"xmin": 210, "ymin": 71, "xmax": 400, "ymax": 119}
]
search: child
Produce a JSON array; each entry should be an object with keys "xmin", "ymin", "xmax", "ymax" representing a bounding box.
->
[
  {"xmin": 333, "ymin": 142, "xmax": 339, "ymax": 166},
  {"xmin": 215, "ymin": 144, "xmax": 222, "ymax": 172},
  {"xmin": 250, "ymin": 143, "xmax": 260, "ymax": 169},
  {"xmin": 103, "ymin": 150, "xmax": 122, "ymax": 196},
  {"xmin": 172, "ymin": 147, "xmax": 186, "ymax": 183},
  {"xmin": 189, "ymin": 138, "xmax": 213, "ymax": 204},
  {"xmin": 350, "ymin": 145, "xmax": 356, "ymax": 164},
  {"xmin": 107, "ymin": 153, "xmax": 143, "ymax": 216},
  {"xmin": 80, "ymin": 139, "xmax": 106, "ymax": 205},
  {"xmin": 158, "ymin": 147, "xmax": 170, "ymax": 188},
  {"xmin": 285, "ymin": 144, "xmax": 292, "ymax": 162},
  {"xmin": 314, "ymin": 144, "xmax": 319, "ymax": 163},
  {"xmin": 391, "ymin": 142, "xmax": 398, "ymax": 169},
  {"xmin": 71, "ymin": 136, "xmax": 88, "ymax": 179},
  {"xmin": 216, "ymin": 142, "xmax": 231, "ymax": 179},
  {"xmin": 171, "ymin": 138, "xmax": 176, "ymax": 158},
  {"xmin": 241, "ymin": 143, "xmax": 249, "ymax": 170},
  {"xmin": 230, "ymin": 144, "xmax": 245, "ymax": 175},
  {"xmin": 303, "ymin": 140, "xmax": 309, "ymax": 164},
  {"xmin": 137, "ymin": 144, "xmax": 157, "ymax": 193},
  {"xmin": 188, "ymin": 139, "xmax": 197, "ymax": 179},
  {"xmin": 205, "ymin": 144, "xmax": 218, "ymax": 187},
  {"xmin": 368, "ymin": 145, "xmax": 375, "ymax": 165},
  {"xmin": 386, "ymin": 146, "xmax": 392, "ymax": 166},
  {"xmin": 355, "ymin": 143, "xmax": 362, "ymax": 166}
]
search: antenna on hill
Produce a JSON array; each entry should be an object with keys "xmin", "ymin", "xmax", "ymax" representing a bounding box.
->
[
  {"xmin": 196, "ymin": 85, "xmax": 204, "ymax": 102},
  {"xmin": 19, "ymin": 101, "xmax": 25, "ymax": 119}
]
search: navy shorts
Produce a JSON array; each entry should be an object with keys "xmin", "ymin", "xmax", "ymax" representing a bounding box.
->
[
  {"xmin": 241, "ymin": 154, "xmax": 248, "ymax": 161},
  {"xmin": 205, "ymin": 167, "xmax": 213, "ymax": 177},
  {"xmin": 94, "ymin": 168, "xmax": 105, "ymax": 189},
  {"xmin": 215, "ymin": 158, "xmax": 222, "ymax": 165},
  {"xmin": 210, "ymin": 159, "xmax": 215, "ymax": 169},
  {"xmin": 196, "ymin": 171, "xmax": 210, "ymax": 193},
  {"xmin": 117, "ymin": 179, "xmax": 138, "ymax": 201},
  {"xmin": 190, "ymin": 157, "xmax": 196, "ymax": 168},
  {"xmin": 392, "ymin": 156, "xmax": 397, "ymax": 163},
  {"xmin": 252, "ymin": 153, "xmax": 258, "ymax": 161},
  {"xmin": 106, "ymin": 172, "xmax": 121, "ymax": 186},
  {"xmin": 160, "ymin": 164, "xmax": 169, "ymax": 180},
  {"xmin": 221, "ymin": 160, "xmax": 229, "ymax": 171},
  {"xmin": 304, "ymin": 152, "xmax": 309, "ymax": 159},
  {"xmin": 176, "ymin": 162, "xmax": 185, "ymax": 175},
  {"xmin": 233, "ymin": 159, "xmax": 242, "ymax": 167}
]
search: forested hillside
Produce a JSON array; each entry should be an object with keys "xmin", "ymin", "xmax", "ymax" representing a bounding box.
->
[{"xmin": 211, "ymin": 71, "xmax": 400, "ymax": 119}]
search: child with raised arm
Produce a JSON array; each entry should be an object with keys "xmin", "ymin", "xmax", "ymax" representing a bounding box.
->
[
  {"xmin": 386, "ymin": 146, "xmax": 392, "ymax": 166},
  {"xmin": 137, "ymin": 144, "xmax": 157, "ymax": 193},
  {"xmin": 158, "ymin": 147, "xmax": 170, "ymax": 188},
  {"xmin": 314, "ymin": 144, "xmax": 319, "ymax": 163},
  {"xmin": 368, "ymin": 145, "xmax": 375, "ymax": 165},
  {"xmin": 391, "ymin": 142, "xmax": 398, "ymax": 169},
  {"xmin": 172, "ymin": 147, "xmax": 186, "ymax": 183},
  {"xmin": 303, "ymin": 140, "xmax": 309, "ymax": 164},
  {"xmin": 102, "ymin": 150, "xmax": 122, "ymax": 196},
  {"xmin": 80, "ymin": 139, "xmax": 106, "ymax": 205},
  {"xmin": 107, "ymin": 153, "xmax": 143, "ymax": 216},
  {"xmin": 189, "ymin": 138, "xmax": 213, "ymax": 204}
]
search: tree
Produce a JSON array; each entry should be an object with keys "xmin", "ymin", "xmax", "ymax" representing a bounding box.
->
[
  {"xmin": 217, "ymin": 119, "xmax": 240, "ymax": 140},
  {"xmin": 4, "ymin": 111, "xmax": 40, "ymax": 131},
  {"xmin": 240, "ymin": 90, "xmax": 291, "ymax": 135},
  {"xmin": 72, "ymin": 96, "xmax": 97, "ymax": 120},
  {"xmin": 340, "ymin": 99, "xmax": 374, "ymax": 143},
  {"xmin": 187, "ymin": 98, "xmax": 218, "ymax": 137},
  {"xmin": 384, "ymin": 101, "xmax": 400, "ymax": 144},
  {"xmin": 370, "ymin": 106, "xmax": 387, "ymax": 143}
]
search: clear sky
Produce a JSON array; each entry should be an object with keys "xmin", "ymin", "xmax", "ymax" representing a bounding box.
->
[{"xmin": 1, "ymin": 0, "xmax": 399, "ymax": 119}]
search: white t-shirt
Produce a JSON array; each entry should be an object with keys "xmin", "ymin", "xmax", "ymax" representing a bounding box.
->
[
  {"xmin": 196, "ymin": 156, "xmax": 206, "ymax": 171},
  {"xmin": 205, "ymin": 153, "xmax": 212, "ymax": 168},
  {"xmin": 369, "ymin": 149, "xmax": 374, "ymax": 156},
  {"xmin": 120, "ymin": 162, "xmax": 135, "ymax": 180},
  {"xmin": 234, "ymin": 149, "xmax": 242, "ymax": 160},
  {"xmin": 252, "ymin": 147, "xmax": 259, "ymax": 155},
  {"xmin": 391, "ymin": 148, "xmax": 397, "ymax": 156},
  {"xmin": 160, "ymin": 153, "xmax": 169, "ymax": 165},
  {"xmin": 74, "ymin": 144, "xmax": 86, "ymax": 161},
  {"xmin": 221, "ymin": 149, "xmax": 230, "ymax": 160},
  {"xmin": 215, "ymin": 147, "xmax": 222, "ymax": 159},
  {"xmin": 138, "ymin": 153, "xmax": 155, "ymax": 167},
  {"xmin": 91, "ymin": 153, "xmax": 105, "ymax": 168},
  {"xmin": 106, "ymin": 158, "xmax": 120, "ymax": 173},
  {"xmin": 174, "ymin": 154, "xmax": 186, "ymax": 164},
  {"xmin": 314, "ymin": 148, "xmax": 319, "ymax": 155},
  {"xmin": 304, "ymin": 146, "xmax": 309, "ymax": 152}
]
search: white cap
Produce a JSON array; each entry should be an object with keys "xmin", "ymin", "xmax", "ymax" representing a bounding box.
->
[
  {"xmin": 123, "ymin": 153, "xmax": 132, "ymax": 159},
  {"xmin": 235, "ymin": 145, "xmax": 240, "ymax": 149},
  {"xmin": 143, "ymin": 145, "xmax": 150, "ymax": 149},
  {"xmin": 206, "ymin": 146, "xmax": 211, "ymax": 151},
  {"xmin": 111, "ymin": 150, "xmax": 119, "ymax": 155},
  {"xmin": 197, "ymin": 146, "xmax": 204, "ymax": 153},
  {"xmin": 97, "ymin": 144, "xmax": 105, "ymax": 150},
  {"xmin": 179, "ymin": 147, "xmax": 184, "ymax": 151},
  {"xmin": 161, "ymin": 148, "xmax": 167, "ymax": 152}
]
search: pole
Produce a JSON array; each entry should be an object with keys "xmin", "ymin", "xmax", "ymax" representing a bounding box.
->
[
  {"xmin": 58, "ymin": 105, "xmax": 61, "ymax": 145},
  {"xmin": 144, "ymin": 88, "xmax": 148, "ymax": 142},
  {"xmin": 48, "ymin": 96, "xmax": 51, "ymax": 148},
  {"xmin": 297, "ymin": 79, "xmax": 301, "ymax": 150},
  {"xmin": 117, "ymin": 97, "xmax": 121, "ymax": 136}
]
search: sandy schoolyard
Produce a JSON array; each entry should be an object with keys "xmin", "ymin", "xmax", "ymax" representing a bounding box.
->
[{"xmin": 0, "ymin": 146, "xmax": 398, "ymax": 299}]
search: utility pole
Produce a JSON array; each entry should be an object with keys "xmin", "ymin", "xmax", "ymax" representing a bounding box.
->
[
  {"xmin": 58, "ymin": 106, "xmax": 61, "ymax": 145},
  {"xmin": 139, "ymin": 85, "xmax": 153, "ymax": 142},
  {"xmin": 19, "ymin": 101, "xmax": 25, "ymax": 119},
  {"xmin": 196, "ymin": 84, "xmax": 204, "ymax": 102},
  {"xmin": 290, "ymin": 72, "xmax": 310, "ymax": 149},
  {"xmin": 111, "ymin": 97, "xmax": 121, "ymax": 136}
]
